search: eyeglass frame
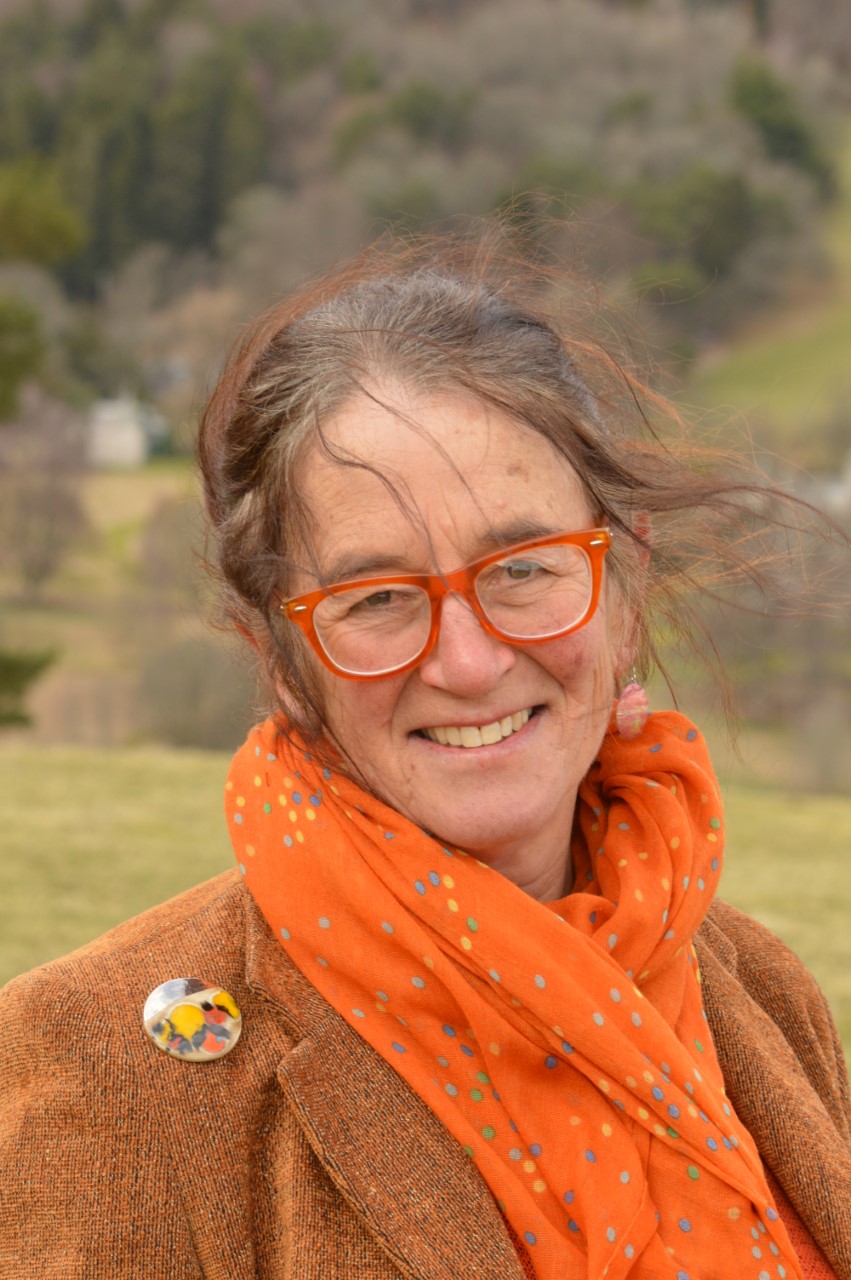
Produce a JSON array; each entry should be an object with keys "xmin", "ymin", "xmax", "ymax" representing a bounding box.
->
[{"xmin": 279, "ymin": 526, "xmax": 613, "ymax": 680}]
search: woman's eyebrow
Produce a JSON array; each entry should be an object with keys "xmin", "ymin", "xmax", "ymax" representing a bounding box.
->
[
  {"xmin": 323, "ymin": 551, "xmax": 418, "ymax": 583},
  {"xmin": 323, "ymin": 521, "xmax": 573, "ymax": 584},
  {"xmin": 479, "ymin": 519, "xmax": 569, "ymax": 550}
]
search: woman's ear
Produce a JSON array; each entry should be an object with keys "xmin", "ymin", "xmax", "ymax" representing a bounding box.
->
[
  {"xmin": 235, "ymin": 622, "xmax": 260, "ymax": 652},
  {"xmin": 633, "ymin": 511, "xmax": 652, "ymax": 567},
  {"xmin": 236, "ymin": 620, "xmax": 311, "ymax": 726},
  {"xmin": 266, "ymin": 637, "xmax": 326, "ymax": 737}
]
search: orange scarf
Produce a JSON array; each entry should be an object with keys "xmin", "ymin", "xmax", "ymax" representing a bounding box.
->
[{"xmin": 226, "ymin": 711, "xmax": 802, "ymax": 1280}]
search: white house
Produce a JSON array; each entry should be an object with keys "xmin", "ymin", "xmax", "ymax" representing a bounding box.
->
[{"xmin": 86, "ymin": 397, "xmax": 169, "ymax": 469}]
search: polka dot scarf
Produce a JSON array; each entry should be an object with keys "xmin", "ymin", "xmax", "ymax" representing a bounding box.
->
[{"xmin": 226, "ymin": 711, "xmax": 802, "ymax": 1280}]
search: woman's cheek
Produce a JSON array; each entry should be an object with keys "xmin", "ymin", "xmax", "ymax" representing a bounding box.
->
[{"xmin": 543, "ymin": 621, "xmax": 617, "ymax": 699}]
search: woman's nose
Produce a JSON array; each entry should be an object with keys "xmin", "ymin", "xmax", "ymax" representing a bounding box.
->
[{"xmin": 417, "ymin": 593, "xmax": 516, "ymax": 694}]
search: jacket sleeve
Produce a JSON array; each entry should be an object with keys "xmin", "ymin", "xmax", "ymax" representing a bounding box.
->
[{"xmin": 0, "ymin": 963, "xmax": 203, "ymax": 1280}]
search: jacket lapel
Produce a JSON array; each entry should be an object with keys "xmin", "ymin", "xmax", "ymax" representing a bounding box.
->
[{"xmin": 245, "ymin": 893, "xmax": 526, "ymax": 1280}]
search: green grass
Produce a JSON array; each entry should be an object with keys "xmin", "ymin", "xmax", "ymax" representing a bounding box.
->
[
  {"xmin": 721, "ymin": 785, "xmax": 851, "ymax": 1057},
  {"xmin": 1, "ymin": 742, "xmax": 848, "ymax": 1059},
  {"xmin": 687, "ymin": 123, "xmax": 851, "ymax": 460},
  {"xmin": 689, "ymin": 301, "xmax": 851, "ymax": 455},
  {"xmin": 692, "ymin": 309, "xmax": 851, "ymax": 430},
  {"xmin": 0, "ymin": 743, "xmax": 232, "ymax": 978}
]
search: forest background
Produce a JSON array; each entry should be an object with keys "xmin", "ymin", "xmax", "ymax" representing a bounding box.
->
[{"xmin": 0, "ymin": 0, "xmax": 849, "ymax": 1036}]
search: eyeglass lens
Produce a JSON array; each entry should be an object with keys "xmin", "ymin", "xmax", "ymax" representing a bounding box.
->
[{"xmin": 312, "ymin": 543, "xmax": 593, "ymax": 676}]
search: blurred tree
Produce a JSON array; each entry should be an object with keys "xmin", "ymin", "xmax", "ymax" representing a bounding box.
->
[
  {"xmin": 730, "ymin": 57, "xmax": 834, "ymax": 198},
  {"xmin": 62, "ymin": 309, "xmax": 144, "ymax": 399},
  {"xmin": 137, "ymin": 636, "xmax": 256, "ymax": 750},
  {"xmin": 339, "ymin": 50, "xmax": 383, "ymax": 94},
  {"xmin": 770, "ymin": 0, "xmax": 851, "ymax": 73},
  {"xmin": 604, "ymin": 89, "xmax": 654, "ymax": 127},
  {"xmin": 137, "ymin": 495, "xmax": 203, "ymax": 605},
  {"xmin": 0, "ymin": 649, "xmax": 54, "ymax": 727},
  {"xmin": 74, "ymin": 109, "xmax": 155, "ymax": 287},
  {"xmin": 68, "ymin": 0, "xmax": 127, "ymax": 57},
  {"xmin": 0, "ymin": 75, "xmax": 59, "ymax": 160},
  {"xmin": 367, "ymin": 178, "xmax": 443, "ymax": 231},
  {"xmin": 56, "ymin": 38, "xmax": 157, "ymax": 292},
  {"xmin": 406, "ymin": 0, "xmax": 482, "ymax": 13},
  {"xmin": 0, "ymin": 0, "xmax": 57, "ymax": 67},
  {"xmin": 689, "ymin": 0, "xmax": 771, "ymax": 41},
  {"xmin": 748, "ymin": 0, "xmax": 771, "ymax": 42},
  {"xmin": 237, "ymin": 16, "xmax": 335, "ymax": 83},
  {"xmin": 631, "ymin": 257, "xmax": 707, "ymax": 305},
  {"xmin": 0, "ymin": 0, "xmax": 843, "ymax": 366},
  {"xmin": 148, "ymin": 42, "xmax": 267, "ymax": 251},
  {"xmin": 334, "ymin": 106, "xmax": 385, "ymax": 167},
  {"xmin": 497, "ymin": 155, "xmax": 604, "ymax": 221},
  {"xmin": 0, "ymin": 470, "xmax": 88, "ymax": 598},
  {"xmin": 0, "ymin": 296, "xmax": 44, "ymax": 419},
  {"xmin": 630, "ymin": 165, "xmax": 760, "ymax": 278},
  {"xmin": 387, "ymin": 81, "xmax": 474, "ymax": 155},
  {"xmin": 0, "ymin": 157, "xmax": 85, "ymax": 267}
]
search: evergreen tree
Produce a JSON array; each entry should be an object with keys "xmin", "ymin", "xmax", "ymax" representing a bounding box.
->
[
  {"xmin": 0, "ymin": 157, "xmax": 84, "ymax": 265},
  {"xmin": 731, "ymin": 57, "xmax": 835, "ymax": 197},
  {"xmin": 0, "ymin": 297, "xmax": 44, "ymax": 418},
  {"xmin": 148, "ymin": 43, "xmax": 266, "ymax": 251},
  {"xmin": 0, "ymin": 650, "xmax": 53, "ymax": 728}
]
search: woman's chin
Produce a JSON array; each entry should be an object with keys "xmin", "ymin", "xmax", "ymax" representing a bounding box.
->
[{"xmin": 397, "ymin": 780, "xmax": 577, "ymax": 881}]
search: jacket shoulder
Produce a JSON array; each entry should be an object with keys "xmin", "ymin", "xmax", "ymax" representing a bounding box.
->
[
  {"xmin": 0, "ymin": 870, "xmax": 293, "ymax": 1279},
  {"xmin": 697, "ymin": 897, "xmax": 851, "ymax": 1144},
  {"xmin": 700, "ymin": 896, "xmax": 845, "ymax": 1040}
]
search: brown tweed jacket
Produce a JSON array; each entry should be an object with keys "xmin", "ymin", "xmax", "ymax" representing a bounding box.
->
[{"xmin": 1, "ymin": 870, "xmax": 849, "ymax": 1279}]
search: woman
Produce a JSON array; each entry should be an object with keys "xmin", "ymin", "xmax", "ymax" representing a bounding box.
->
[{"xmin": 1, "ymin": 236, "xmax": 849, "ymax": 1280}]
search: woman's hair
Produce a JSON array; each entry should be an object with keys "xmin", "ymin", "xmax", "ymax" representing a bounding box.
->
[{"xmin": 198, "ymin": 228, "xmax": 831, "ymax": 741}]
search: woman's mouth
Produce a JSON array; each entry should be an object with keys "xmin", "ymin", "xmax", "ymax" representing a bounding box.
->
[{"xmin": 419, "ymin": 707, "xmax": 534, "ymax": 748}]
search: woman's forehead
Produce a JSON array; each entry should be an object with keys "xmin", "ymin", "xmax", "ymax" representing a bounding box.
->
[
  {"xmin": 294, "ymin": 389, "xmax": 593, "ymax": 579},
  {"xmin": 305, "ymin": 386, "xmax": 587, "ymax": 501}
]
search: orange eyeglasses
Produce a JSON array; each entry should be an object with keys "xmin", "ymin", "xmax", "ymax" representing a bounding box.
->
[{"xmin": 280, "ymin": 527, "xmax": 612, "ymax": 680}]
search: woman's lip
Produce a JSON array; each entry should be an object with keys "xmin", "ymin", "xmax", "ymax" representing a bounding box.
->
[
  {"xmin": 417, "ymin": 707, "xmax": 533, "ymax": 733},
  {"xmin": 413, "ymin": 707, "xmax": 542, "ymax": 749}
]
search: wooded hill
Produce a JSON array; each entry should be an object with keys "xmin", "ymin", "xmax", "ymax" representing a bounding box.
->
[
  {"xmin": 0, "ymin": 0, "xmax": 848, "ymax": 772},
  {"xmin": 0, "ymin": 0, "xmax": 848, "ymax": 437}
]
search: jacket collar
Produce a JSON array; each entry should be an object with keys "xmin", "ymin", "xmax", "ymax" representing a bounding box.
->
[{"xmin": 244, "ymin": 888, "xmax": 526, "ymax": 1280}]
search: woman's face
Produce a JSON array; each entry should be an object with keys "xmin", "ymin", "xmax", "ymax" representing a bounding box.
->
[{"xmin": 292, "ymin": 387, "xmax": 630, "ymax": 899}]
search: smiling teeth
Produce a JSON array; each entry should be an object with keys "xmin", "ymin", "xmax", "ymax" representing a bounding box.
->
[{"xmin": 423, "ymin": 708, "xmax": 532, "ymax": 748}]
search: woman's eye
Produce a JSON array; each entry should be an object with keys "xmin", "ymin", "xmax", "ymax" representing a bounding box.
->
[
  {"xmin": 503, "ymin": 559, "xmax": 543, "ymax": 580},
  {"xmin": 342, "ymin": 586, "xmax": 423, "ymax": 617},
  {"xmin": 340, "ymin": 588, "xmax": 396, "ymax": 615}
]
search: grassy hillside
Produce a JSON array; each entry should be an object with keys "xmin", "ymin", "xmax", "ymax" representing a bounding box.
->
[
  {"xmin": 2, "ymin": 741, "xmax": 848, "ymax": 1059},
  {"xmin": 688, "ymin": 123, "xmax": 851, "ymax": 464}
]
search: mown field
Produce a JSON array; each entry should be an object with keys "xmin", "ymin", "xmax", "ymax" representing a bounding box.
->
[{"xmin": 2, "ymin": 741, "xmax": 848, "ymax": 1059}]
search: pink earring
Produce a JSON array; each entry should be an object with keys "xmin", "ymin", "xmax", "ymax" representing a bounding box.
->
[{"xmin": 615, "ymin": 671, "xmax": 649, "ymax": 740}]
